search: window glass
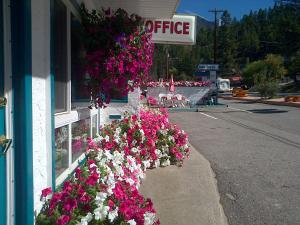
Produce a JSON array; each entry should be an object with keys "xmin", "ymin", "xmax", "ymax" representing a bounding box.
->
[
  {"xmin": 71, "ymin": 14, "xmax": 89, "ymax": 106},
  {"xmin": 92, "ymin": 115, "xmax": 98, "ymax": 138},
  {"xmin": 110, "ymin": 88, "xmax": 129, "ymax": 102},
  {"xmin": 71, "ymin": 118, "xmax": 90, "ymax": 162},
  {"xmin": 55, "ymin": 125, "xmax": 69, "ymax": 177},
  {"xmin": 54, "ymin": 0, "xmax": 68, "ymax": 113}
]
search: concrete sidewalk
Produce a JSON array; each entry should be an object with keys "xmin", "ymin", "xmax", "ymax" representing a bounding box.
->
[{"xmin": 140, "ymin": 145, "xmax": 228, "ymax": 225}]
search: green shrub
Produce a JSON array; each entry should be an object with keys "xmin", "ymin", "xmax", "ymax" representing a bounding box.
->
[{"xmin": 255, "ymin": 81, "xmax": 279, "ymax": 98}]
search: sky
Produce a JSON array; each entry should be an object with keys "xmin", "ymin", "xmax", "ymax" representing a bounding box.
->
[{"xmin": 176, "ymin": 0, "xmax": 275, "ymax": 21}]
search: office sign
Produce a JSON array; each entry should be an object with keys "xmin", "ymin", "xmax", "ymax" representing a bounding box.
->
[
  {"xmin": 197, "ymin": 64, "xmax": 219, "ymax": 71},
  {"xmin": 144, "ymin": 14, "xmax": 196, "ymax": 45}
]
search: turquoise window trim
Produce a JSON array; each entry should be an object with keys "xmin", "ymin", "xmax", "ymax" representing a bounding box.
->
[
  {"xmin": 55, "ymin": 156, "xmax": 86, "ymax": 190},
  {"xmin": 0, "ymin": 0, "xmax": 7, "ymax": 223},
  {"xmin": 70, "ymin": 15, "xmax": 90, "ymax": 103},
  {"xmin": 111, "ymin": 95, "xmax": 129, "ymax": 103},
  {"xmin": 11, "ymin": 0, "xmax": 34, "ymax": 224},
  {"xmin": 50, "ymin": 0, "xmax": 56, "ymax": 191},
  {"xmin": 0, "ymin": 0, "xmax": 3, "ymax": 96},
  {"xmin": 109, "ymin": 114, "xmax": 122, "ymax": 120}
]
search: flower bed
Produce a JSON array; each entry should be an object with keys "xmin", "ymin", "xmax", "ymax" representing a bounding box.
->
[
  {"xmin": 37, "ymin": 108, "xmax": 189, "ymax": 225},
  {"xmin": 146, "ymin": 80, "xmax": 211, "ymax": 87},
  {"xmin": 146, "ymin": 96, "xmax": 158, "ymax": 107}
]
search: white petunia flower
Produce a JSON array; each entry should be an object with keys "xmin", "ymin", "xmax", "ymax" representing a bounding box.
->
[
  {"xmin": 94, "ymin": 135, "xmax": 103, "ymax": 143},
  {"xmin": 95, "ymin": 151, "xmax": 103, "ymax": 161},
  {"xmin": 126, "ymin": 178, "xmax": 135, "ymax": 186},
  {"xmin": 168, "ymin": 135, "xmax": 175, "ymax": 142},
  {"xmin": 104, "ymin": 151, "xmax": 113, "ymax": 160},
  {"xmin": 89, "ymin": 163, "xmax": 97, "ymax": 169},
  {"xmin": 84, "ymin": 212, "xmax": 93, "ymax": 222},
  {"xmin": 115, "ymin": 165, "xmax": 124, "ymax": 177},
  {"xmin": 154, "ymin": 159, "xmax": 160, "ymax": 168},
  {"xmin": 127, "ymin": 219, "xmax": 137, "ymax": 225},
  {"xmin": 115, "ymin": 127, "xmax": 121, "ymax": 135},
  {"xmin": 107, "ymin": 185, "xmax": 114, "ymax": 196},
  {"xmin": 143, "ymin": 160, "xmax": 151, "ymax": 169},
  {"xmin": 106, "ymin": 172, "xmax": 115, "ymax": 186},
  {"xmin": 104, "ymin": 135, "xmax": 110, "ymax": 142},
  {"xmin": 161, "ymin": 159, "xmax": 170, "ymax": 167},
  {"xmin": 155, "ymin": 149, "xmax": 162, "ymax": 157},
  {"xmin": 108, "ymin": 207, "xmax": 119, "ymax": 222},
  {"xmin": 112, "ymin": 151, "xmax": 124, "ymax": 165},
  {"xmin": 131, "ymin": 147, "xmax": 139, "ymax": 153},
  {"xmin": 95, "ymin": 192, "xmax": 107, "ymax": 204},
  {"xmin": 77, "ymin": 212, "xmax": 93, "ymax": 225},
  {"xmin": 94, "ymin": 205, "xmax": 110, "ymax": 221},
  {"xmin": 144, "ymin": 212, "xmax": 156, "ymax": 225},
  {"xmin": 160, "ymin": 129, "xmax": 167, "ymax": 135},
  {"xmin": 114, "ymin": 135, "xmax": 120, "ymax": 144}
]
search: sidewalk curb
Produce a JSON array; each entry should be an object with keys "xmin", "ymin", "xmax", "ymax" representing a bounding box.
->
[
  {"xmin": 220, "ymin": 96, "xmax": 300, "ymax": 108},
  {"xmin": 140, "ymin": 144, "xmax": 229, "ymax": 225},
  {"xmin": 189, "ymin": 144, "xmax": 229, "ymax": 225}
]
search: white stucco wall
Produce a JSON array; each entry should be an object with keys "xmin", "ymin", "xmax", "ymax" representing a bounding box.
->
[
  {"xmin": 31, "ymin": 0, "xmax": 52, "ymax": 215},
  {"xmin": 100, "ymin": 88, "xmax": 141, "ymax": 126},
  {"xmin": 29, "ymin": 0, "xmax": 141, "ymax": 216}
]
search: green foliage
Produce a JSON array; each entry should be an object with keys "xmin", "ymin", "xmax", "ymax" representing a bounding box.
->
[
  {"xmin": 218, "ymin": 11, "xmax": 238, "ymax": 75},
  {"xmin": 242, "ymin": 60, "xmax": 265, "ymax": 86},
  {"xmin": 176, "ymin": 72, "xmax": 189, "ymax": 81},
  {"xmin": 263, "ymin": 54, "xmax": 287, "ymax": 81},
  {"xmin": 255, "ymin": 80, "xmax": 280, "ymax": 98},
  {"xmin": 289, "ymin": 51, "xmax": 300, "ymax": 80},
  {"xmin": 242, "ymin": 54, "xmax": 286, "ymax": 98},
  {"xmin": 243, "ymin": 54, "xmax": 287, "ymax": 85},
  {"xmin": 169, "ymin": 67, "xmax": 178, "ymax": 76}
]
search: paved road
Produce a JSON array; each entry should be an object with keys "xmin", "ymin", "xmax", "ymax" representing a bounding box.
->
[{"xmin": 169, "ymin": 99, "xmax": 300, "ymax": 225}]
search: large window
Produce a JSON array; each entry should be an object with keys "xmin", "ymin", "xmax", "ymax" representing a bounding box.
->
[
  {"xmin": 53, "ymin": 1, "xmax": 99, "ymax": 184},
  {"xmin": 71, "ymin": 14, "xmax": 90, "ymax": 105},
  {"xmin": 55, "ymin": 110, "xmax": 97, "ymax": 181},
  {"xmin": 54, "ymin": 0, "xmax": 68, "ymax": 113},
  {"xmin": 71, "ymin": 118, "xmax": 90, "ymax": 162},
  {"xmin": 55, "ymin": 125, "xmax": 69, "ymax": 177},
  {"xmin": 110, "ymin": 88, "xmax": 129, "ymax": 103}
]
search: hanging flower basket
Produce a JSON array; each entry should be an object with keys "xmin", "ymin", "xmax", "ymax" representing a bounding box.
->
[{"xmin": 80, "ymin": 5, "xmax": 154, "ymax": 108}]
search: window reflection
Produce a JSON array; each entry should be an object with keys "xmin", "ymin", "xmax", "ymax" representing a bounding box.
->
[
  {"xmin": 71, "ymin": 118, "xmax": 90, "ymax": 162},
  {"xmin": 55, "ymin": 125, "xmax": 69, "ymax": 177}
]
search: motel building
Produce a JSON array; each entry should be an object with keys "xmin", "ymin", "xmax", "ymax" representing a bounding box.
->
[{"xmin": 0, "ymin": 0, "xmax": 196, "ymax": 224}]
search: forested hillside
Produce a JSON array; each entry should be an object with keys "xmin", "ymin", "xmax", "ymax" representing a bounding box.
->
[{"xmin": 152, "ymin": 0, "xmax": 300, "ymax": 82}]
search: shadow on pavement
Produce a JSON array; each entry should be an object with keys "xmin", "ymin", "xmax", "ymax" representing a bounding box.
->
[
  {"xmin": 233, "ymin": 101, "xmax": 260, "ymax": 104},
  {"xmin": 248, "ymin": 109, "xmax": 289, "ymax": 114}
]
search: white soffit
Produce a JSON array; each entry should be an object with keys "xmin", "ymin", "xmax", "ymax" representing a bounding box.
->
[{"xmin": 93, "ymin": 0, "xmax": 180, "ymax": 19}]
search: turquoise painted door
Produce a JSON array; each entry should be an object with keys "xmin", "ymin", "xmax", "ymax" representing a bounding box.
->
[{"xmin": 0, "ymin": 0, "xmax": 7, "ymax": 224}]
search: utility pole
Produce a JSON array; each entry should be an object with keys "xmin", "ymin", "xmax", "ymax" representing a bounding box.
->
[
  {"xmin": 166, "ymin": 50, "xmax": 169, "ymax": 81},
  {"xmin": 209, "ymin": 8, "xmax": 225, "ymax": 64}
]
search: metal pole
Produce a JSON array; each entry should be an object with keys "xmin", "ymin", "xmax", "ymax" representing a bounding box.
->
[
  {"xmin": 209, "ymin": 8, "xmax": 225, "ymax": 64},
  {"xmin": 166, "ymin": 50, "xmax": 169, "ymax": 81},
  {"xmin": 214, "ymin": 9, "xmax": 217, "ymax": 64}
]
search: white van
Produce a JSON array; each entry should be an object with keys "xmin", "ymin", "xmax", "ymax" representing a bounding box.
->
[{"xmin": 217, "ymin": 78, "xmax": 231, "ymax": 92}]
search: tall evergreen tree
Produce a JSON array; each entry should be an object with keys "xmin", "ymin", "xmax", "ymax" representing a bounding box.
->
[{"xmin": 218, "ymin": 11, "xmax": 238, "ymax": 76}]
